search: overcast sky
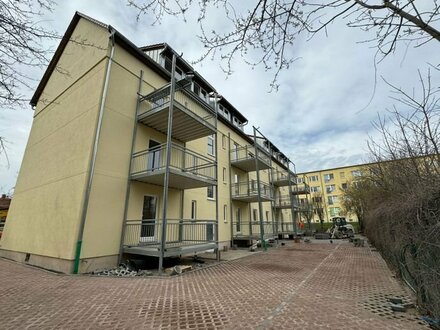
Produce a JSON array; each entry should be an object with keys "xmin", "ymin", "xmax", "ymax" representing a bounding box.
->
[{"xmin": 0, "ymin": 1, "xmax": 439, "ymax": 192}]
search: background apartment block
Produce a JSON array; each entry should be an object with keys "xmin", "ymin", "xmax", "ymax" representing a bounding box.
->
[
  {"xmin": 297, "ymin": 164, "xmax": 365, "ymax": 223},
  {"xmin": 0, "ymin": 13, "xmax": 300, "ymax": 274}
]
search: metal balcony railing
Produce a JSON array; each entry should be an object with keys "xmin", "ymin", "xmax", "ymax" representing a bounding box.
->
[
  {"xmin": 131, "ymin": 143, "xmax": 216, "ymax": 182},
  {"xmin": 274, "ymin": 195, "xmax": 299, "ymax": 208},
  {"xmin": 292, "ymin": 183, "xmax": 311, "ymax": 195},
  {"xmin": 275, "ymin": 222, "xmax": 295, "ymax": 233},
  {"xmin": 272, "ymin": 170, "xmax": 296, "ymax": 186},
  {"xmin": 231, "ymin": 181, "xmax": 273, "ymax": 201},
  {"xmin": 230, "ymin": 145, "xmax": 271, "ymax": 171},
  {"xmin": 138, "ymin": 88, "xmax": 216, "ymax": 134},
  {"xmin": 123, "ymin": 219, "xmax": 217, "ymax": 249},
  {"xmin": 232, "ymin": 221, "xmax": 275, "ymax": 239}
]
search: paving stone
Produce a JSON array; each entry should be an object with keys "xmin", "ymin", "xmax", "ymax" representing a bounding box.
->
[{"xmin": 0, "ymin": 240, "xmax": 429, "ymax": 329}]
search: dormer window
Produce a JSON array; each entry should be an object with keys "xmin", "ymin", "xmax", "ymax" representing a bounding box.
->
[{"xmin": 233, "ymin": 117, "xmax": 242, "ymax": 128}]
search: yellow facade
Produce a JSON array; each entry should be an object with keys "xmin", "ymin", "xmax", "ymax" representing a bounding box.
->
[
  {"xmin": 0, "ymin": 13, "xmax": 297, "ymax": 273},
  {"xmin": 297, "ymin": 164, "xmax": 365, "ymax": 223}
]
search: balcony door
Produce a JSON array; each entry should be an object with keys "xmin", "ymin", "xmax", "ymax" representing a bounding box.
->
[
  {"xmin": 147, "ymin": 140, "xmax": 161, "ymax": 171},
  {"xmin": 234, "ymin": 174, "xmax": 240, "ymax": 195},
  {"xmin": 235, "ymin": 208, "xmax": 241, "ymax": 233},
  {"xmin": 232, "ymin": 143, "xmax": 239, "ymax": 161},
  {"xmin": 140, "ymin": 195, "xmax": 157, "ymax": 242}
]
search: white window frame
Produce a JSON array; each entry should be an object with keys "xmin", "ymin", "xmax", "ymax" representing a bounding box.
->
[
  {"xmin": 191, "ymin": 200, "xmax": 197, "ymax": 219},
  {"xmin": 207, "ymin": 186, "xmax": 216, "ymax": 200},
  {"xmin": 207, "ymin": 135, "xmax": 215, "ymax": 156},
  {"xmin": 324, "ymin": 173, "xmax": 334, "ymax": 182},
  {"xmin": 222, "ymin": 134, "xmax": 226, "ymax": 149},
  {"xmin": 253, "ymin": 209, "xmax": 258, "ymax": 222}
]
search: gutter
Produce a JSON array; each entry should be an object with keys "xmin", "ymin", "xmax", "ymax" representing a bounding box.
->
[{"xmin": 73, "ymin": 27, "xmax": 116, "ymax": 274}]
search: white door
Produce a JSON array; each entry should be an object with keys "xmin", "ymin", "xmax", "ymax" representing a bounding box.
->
[{"xmin": 140, "ymin": 195, "xmax": 157, "ymax": 243}]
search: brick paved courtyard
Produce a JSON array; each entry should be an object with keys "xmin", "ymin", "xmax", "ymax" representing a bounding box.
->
[{"xmin": 0, "ymin": 240, "xmax": 429, "ymax": 329}]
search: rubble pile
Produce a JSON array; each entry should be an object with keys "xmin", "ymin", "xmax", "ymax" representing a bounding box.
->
[{"xmin": 92, "ymin": 263, "xmax": 153, "ymax": 277}]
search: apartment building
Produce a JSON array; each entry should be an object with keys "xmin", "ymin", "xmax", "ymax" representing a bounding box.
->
[
  {"xmin": 297, "ymin": 164, "xmax": 365, "ymax": 223},
  {"xmin": 0, "ymin": 12, "xmax": 300, "ymax": 274}
]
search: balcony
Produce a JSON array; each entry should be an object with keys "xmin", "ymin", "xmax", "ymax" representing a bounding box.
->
[
  {"xmin": 231, "ymin": 181, "xmax": 273, "ymax": 202},
  {"xmin": 275, "ymin": 221, "xmax": 295, "ymax": 234},
  {"xmin": 274, "ymin": 195, "xmax": 299, "ymax": 209},
  {"xmin": 272, "ymin": 170, "xmax": 296, "ymax": 187},
  {"xmin": 232, "ymin": 221, "xmax": 275, "ymax": 240},
  {"xmin": 131, "ymin": 143, "xmax": 217, "ymax": 189},
  {"xmin": 138, "ymin": 86, "xmax": 216, "ymax": 142},
  {"xmin": 230, "ymin": 145, "xmax": 271, "ymax": 172},
  {"xmin": 122, "ymin": 219, "xmax": 217, "ymax": 257},
  {"xmin": 291, "ymin": 183, "xmax": 311, "ymax": 195}
]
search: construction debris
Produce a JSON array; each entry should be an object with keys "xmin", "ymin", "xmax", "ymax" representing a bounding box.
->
[
  {"xmin": 165, "ymin": 265, "xmax": 192, "ymax": 276},
  {"xmin": 92, "ymin": 263, "xmax": 153, "ymax": 277}
]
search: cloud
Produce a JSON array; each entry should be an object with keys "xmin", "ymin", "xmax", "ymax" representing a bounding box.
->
[{"xmin": 0, "ymin": 2, "xmax": 439, "ymax": 190}]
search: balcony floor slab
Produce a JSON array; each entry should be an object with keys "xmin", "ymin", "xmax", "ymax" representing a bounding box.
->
[{"xmin": 132, "ymin": 168, "xmax": 217, "ymax": 189}]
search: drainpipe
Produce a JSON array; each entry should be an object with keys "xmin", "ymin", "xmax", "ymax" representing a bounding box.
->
[{"xmin": 73, "ymin": 27, "xmax": 116, "ymax": 274}]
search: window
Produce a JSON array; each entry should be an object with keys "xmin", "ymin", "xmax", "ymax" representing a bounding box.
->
[
  {"xmin": 313, "ymin": 196, "xmax": 322, "ymax": 203},
  {"xmin": 193, "ymin": 82, "xmax": 200, "ymax": 95},
  {"xmin": 340, "ymin": 172, "xmax": 345, "ymax": 179},
  {"xmin": 218, "ymin": 104, "xmax": 231, "ymax": 120},
  {"xmin": 323, "ymin": 173, "xmax": 334, "ymax": 182},
  {"xmin": 222, "ymin": 134, "xmax": 226, "ymax": 149},
  {"xmin": 207, "ymin": 186, "xmax": 215, "ymax": 200},
  {"xmin": 296, "ymin": 177, "xmax": 304, "ymax": 184},
  {"xmin": 223, "ymin": 204, "xmax": 228, "ymax": 222},
  {"xmin": 233, "ymin": 117, "xmax": 243, "ymax": 130},
  {"xmin": 341, "ymin": 183, "xmax": 348, "ymax": 190},
  {"xmin": 191, "ymin": 201, "xmax": 197, "ymax": 219},
  {"xmin": 222, "ymin": 167, "xmax": 227, "ymax": 182},
  {"xmin": 200, "ymin": 88, "xmax": 208, "ymax": 102},
  {"xmin": 251, "ymin": 179, "xmax": 257, "ymax": 192},
  {"xmin": 328, "ymin": 196, "xmax": 338, "ymax": 205},
  {"xmin": 309, "ymin": 175, "xmax": 319, "ymax": 182},
  {"xmin": 329, "ymin": 207, "xmax": 341, "ymax": 217},
  {"xmin": 232, "ymin": 143, "xmax": 239, "ymax": 161},
  {"xmin": 207, "ymin": 135, "xmax": 215, "ymax": 155},
  {"xmin": 266, "ymin": 211, "xmax": 270, "ymax": 221},
  {"xmin": 310, "ymin": 186, "xmax": 321, "ymax": 193},
  {"xmin": 351, "ymin": 170, "xmax": 362, "ymax": 177},
  {"xmin": 253, "ymin": 209, "xmax": 258, "ymax": 222},
  {"xmin": 326, "ymin": 184, "xmax": 336, "ymax": 194}
]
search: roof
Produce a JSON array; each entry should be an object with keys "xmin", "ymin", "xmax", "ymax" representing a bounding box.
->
[
  {"xmin": 141, "ymin": 43, "xmax": 248, "ymax": 124},
  {"xmin": 30, "ymin": 12, "xmax": 289, "ymax": 171},
  {"xmin": 30, "ymin": 12, "xmax": 170, "ymax": 107}
]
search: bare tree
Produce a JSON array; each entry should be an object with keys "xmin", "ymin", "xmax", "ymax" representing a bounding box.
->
[
  {"xmin": 342, "ymin": 179, "xmax": 369, "ymax": 232},
  {"xmin": 0, "ymin": 0, "xmax": 59, "ymax": 108},
  {"xmin": 0, "ymin": 0, "xmax": 60, "ymax": 159},
  {"xmin": 300, "ymin": 197, "xmax": 314, "ymax": 232},
  {"xmin": 129, "ymin": 0, "xmax": 440, "ymax": 88},
  {"xmin": 311, "ymin": 192, "xmax": 325, "ymax": 230},
  {"xmin": 350, "ymin": 70, "xmax": 440, "ymax": 318}
]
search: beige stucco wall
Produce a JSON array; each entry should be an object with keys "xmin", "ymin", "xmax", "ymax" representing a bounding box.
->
[
  {"xmin": 0, "ymin": 19, "xmax": 109, "ymax": 261},
  {"xmin": 1, "ymin": 16, "xmax": 297, "ymax": 273},
  {"xmin": 80, "ymin": 42, "xmax": 169, "ymax": 259}
]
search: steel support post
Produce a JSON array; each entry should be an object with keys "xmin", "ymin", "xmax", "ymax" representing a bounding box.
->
[
  {"xmin": 118, "ymin": 70, "xmax": 144, "ymax": 264},
  {"xmin": 159, "ymin": 54, "xmax": 177, "ymax": 275},
  {"xmin": 253, "ymin": 127, "xmax": 266, "ymax": 251}
]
